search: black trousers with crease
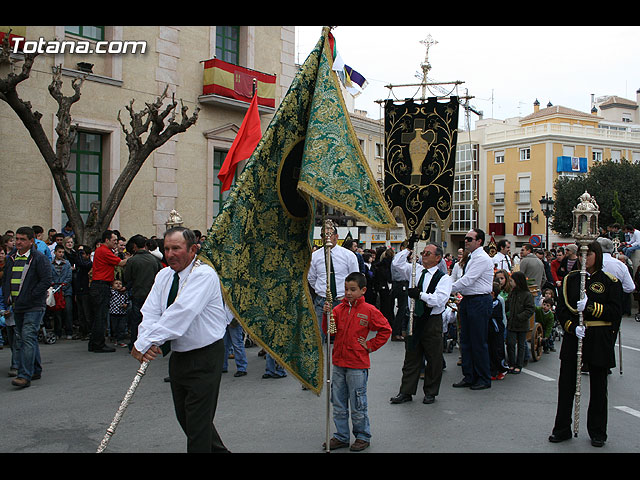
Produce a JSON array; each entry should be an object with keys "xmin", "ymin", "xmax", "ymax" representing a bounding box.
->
[{"xmin": 168, "ymin": 338, "xmax": 228, "ymax": 452}]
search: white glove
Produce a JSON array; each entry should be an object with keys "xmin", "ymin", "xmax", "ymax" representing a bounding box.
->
[
  {"xmin": 575, "ymin": 325, "xmax": 586, "ymax": 339},
  {"xmin": 577, "ymin": 297, "xmax": 587, "ymax": 312}
]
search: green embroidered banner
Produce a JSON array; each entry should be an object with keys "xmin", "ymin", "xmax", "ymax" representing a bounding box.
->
[{"xmin": 198, "ymin": 27, "xmax": 395, "ymax": 393}]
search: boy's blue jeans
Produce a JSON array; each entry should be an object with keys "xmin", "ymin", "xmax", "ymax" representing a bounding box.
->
[{"xmin": 331, "ymin": 365, "xmax": 371, "ymax": 444}]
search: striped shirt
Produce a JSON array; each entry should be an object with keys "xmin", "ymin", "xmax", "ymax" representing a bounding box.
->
[{"xmin": 10, "ymin": 251, "xmax": 30, "ymax": 300}]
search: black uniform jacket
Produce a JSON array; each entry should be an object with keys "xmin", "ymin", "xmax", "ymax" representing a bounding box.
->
[{"xmin": 557, "ymin": 269, "xmax": 622, "ymax": 368}]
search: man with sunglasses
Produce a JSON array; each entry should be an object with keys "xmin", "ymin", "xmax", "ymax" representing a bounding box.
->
[
  {"xmin": 390, "ymin": 243, "xmax": 452, "ymax": 405},
  {"xmin": 450, "ymin": 229, "xmax": 495, "ymax": 390}
]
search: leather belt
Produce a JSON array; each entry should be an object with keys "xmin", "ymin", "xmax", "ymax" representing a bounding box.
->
[{"xmin": 585, "ymin": 321, "xmax": 612, "ymax": 327}]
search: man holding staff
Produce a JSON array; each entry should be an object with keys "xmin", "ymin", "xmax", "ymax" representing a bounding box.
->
[
  {"xmin": 549, "ymin": 240, "xmax": 622, "ymax": 447},
  {"xmin": 131, "ymin": 227, "xmax": 233, "ymax": 453}
]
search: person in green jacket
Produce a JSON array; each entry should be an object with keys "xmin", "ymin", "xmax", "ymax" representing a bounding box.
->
[
  {"xmin": 535, "ymin": 297, "xmax": 556, "ymax": 353},
  {"xmin": 505, "ymin": 271, "xmax": 535, "ymax": 373}
]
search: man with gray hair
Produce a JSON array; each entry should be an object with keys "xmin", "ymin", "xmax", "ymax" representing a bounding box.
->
[
  {"xmin": 519, "ymin": 243, "xmax": 546, "ymax": 306},
  {"xmin": 132, "ymin": 226, "xmax": 234, "ymax": 452},
  {"xmin": 390, "ymin": 242, "xmax": 452, "ymax": 404},
  {"xmin": 597, "ymin": 237, "xmax": 635, "ymax": 295}
]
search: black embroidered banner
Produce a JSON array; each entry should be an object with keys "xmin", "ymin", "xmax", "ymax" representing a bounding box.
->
[{"xmin": 384, "ymin": 97, "xmax": 459, "ymax": 236}]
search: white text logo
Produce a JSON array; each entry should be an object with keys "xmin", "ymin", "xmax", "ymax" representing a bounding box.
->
[{"xmin": 12, "ymin": 37, "xmax": 147, "ymax": 55}]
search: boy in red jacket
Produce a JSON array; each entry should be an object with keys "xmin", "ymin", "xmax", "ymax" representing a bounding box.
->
[{"xmin": 322, "ymin": 272, "xmax": 391, "ymax": 452}]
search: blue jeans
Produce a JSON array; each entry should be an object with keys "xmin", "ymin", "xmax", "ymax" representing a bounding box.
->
[
  {"xmin": 13, "ymin": 309, "xmax": 44, "ymax": 380},
  {"xmin": 223, "ymin": 323, "xmax": 247, "ymax": 373},
  {"xmin": 265, "ymin": 354, "xmax": 286, "ymax": 377},
  {"xmin": 331, "ymin": 365, "xmax": 371, "ymax": 443},
  {"xmin": 623, "ymin": 244, "xmax": 640, "ymax": 257}
]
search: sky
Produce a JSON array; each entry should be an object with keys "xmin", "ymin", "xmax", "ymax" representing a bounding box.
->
[{"xmin": 294, "ymin": 26, "xmax": 640, "ymax": 128}]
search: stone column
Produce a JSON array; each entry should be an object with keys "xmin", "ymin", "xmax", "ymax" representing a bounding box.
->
[{"xmin": 153, "ymin": 26, "xmax": 181, "ymax": 236}]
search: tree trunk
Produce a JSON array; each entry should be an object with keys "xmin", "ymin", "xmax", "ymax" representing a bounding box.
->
[{"xmin": 1, "ymin": 36, "xmax": 199, "ymax": 247}]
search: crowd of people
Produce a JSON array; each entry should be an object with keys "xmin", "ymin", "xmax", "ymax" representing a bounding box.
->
[{"xmin": 1, "ymin": 220, "xmax": 636, "ymax": 451}]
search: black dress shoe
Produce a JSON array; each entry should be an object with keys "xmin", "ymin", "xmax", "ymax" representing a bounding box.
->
[
  {"xmin": 548, "ymin": 432, "xmax": 572, "ymax": 443},
  {"xmin": 92, "ymin": 346, "xmax": 116, "ymax": 353},
  {"xmin": 422, "ymin": 394, "xmax": 436, "ymax": 404},
  {"xmin": 234, "ymin": 371, "xmax": 247, "ymax": 377},
  {"xmin": 470, "ymin": 383, "xmax": 490, "ymax": 390},
  {"xmin": 452, "ymin": 380, "xmax": 473, "ymax": 388},
  {"xmin": 390, "ymin": 393, "xmax": 412, "ymax": 404},
  {"xmin": 591, "ymin": 438, "xmax": 605, "ymax": 447}
]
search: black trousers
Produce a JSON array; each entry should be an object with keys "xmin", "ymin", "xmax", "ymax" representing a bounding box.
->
[
  {"xmin": 391, "ymin": 280, "xmax": 409, "ymax": 336},
  {"xmin": 552, "ymin": 358, "xmax": 608, "ymax": 441},
  {"xmin": 88, "ymin": 282, "xmax": 111, "ymax": 350},
  {"xmin": 76, "ymin": 294, "xmax": 91, "ymax": 336},
  {"xmin": 168, "ymin": 339, "xmax": 228, "ymax": 452},
  {"xmin": 399, "ymin": 314, "xmax": 443, "ymax": 397}
]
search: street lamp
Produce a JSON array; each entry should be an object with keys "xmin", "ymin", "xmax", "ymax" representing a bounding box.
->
[{"xmin": 539, "ymin": 193, "xmax": 555, "ymax": 249}]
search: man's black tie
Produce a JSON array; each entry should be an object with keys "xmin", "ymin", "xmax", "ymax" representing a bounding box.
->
[
  {"xmin": 161, "ymin": 271, "xmax": 180, "ymax": 356},
  {"xmin": 325, "ymin": 249, "xmax": 337, "ymax": 300}
]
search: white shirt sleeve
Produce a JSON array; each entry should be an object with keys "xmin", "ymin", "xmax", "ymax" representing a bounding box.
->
[
  {"xmin": 391, "ymin": 248, "xmax": 412, "ymax": 281},
  {"xmin": 135, "ymin": 264, "xmax": 227, "ymax": 354}
]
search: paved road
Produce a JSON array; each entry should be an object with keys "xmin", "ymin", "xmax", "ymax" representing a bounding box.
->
[{"xmin": 1, "ymin": 315, "xmax": 639, "ymax": 453}]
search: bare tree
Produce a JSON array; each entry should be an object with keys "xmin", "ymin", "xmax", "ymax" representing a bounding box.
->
[{"xmin": 0, "ymin": 33, "xmax": 199, "ymax": 246}]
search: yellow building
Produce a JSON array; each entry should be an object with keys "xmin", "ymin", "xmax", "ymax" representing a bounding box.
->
[
  {"xmin": 1, "ymin": 26, "xmax": 295, "ymax": 238},
  {"xmin": 474, "ymin": 96, "xmax": 640, "ymax": 251}
]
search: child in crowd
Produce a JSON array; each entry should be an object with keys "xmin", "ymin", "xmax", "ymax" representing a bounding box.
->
[
  {"xmin": 505, "ymin": 271, "xmax": 535, "ymax": 374},
  {"xmin": 542, "ymin": 287, "xmax": 556, "ymax": 305},
  {"xmin": 109, "ymin": 279, "xmax": 129, "ymax": 347},
  {"xmin": 322, "ymin": 272, "xmax": 391, "ymax": 452},
  {"xmin": 50, "ymin": 244, "xmax": 73, "ymax": 339},
  {"xmin": 535, "ymin": 297, "xmax": 556, "ymax": 353},
  {"xmin": 0, "ymin": 286, "xmax": 5, "ymax": 349},
  {"xmin": 494, "ymin": 269, "xmax": 511, "ymax": 303},
  {"xmin": 489, "ymin": 282, "xmax": 508, "ymax": 380},
  {"xmin": 442, "ymin": 294, "xmax": 460, "ymax": 353}
]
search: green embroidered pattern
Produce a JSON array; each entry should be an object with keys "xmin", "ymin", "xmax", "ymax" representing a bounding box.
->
[{"xmin": 199, "ymin": 27, "xmax": 394, "ymax": 394}]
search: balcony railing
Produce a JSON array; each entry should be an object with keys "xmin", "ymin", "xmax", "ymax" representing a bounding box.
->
[
  {"xmin": 485, "ymin": 122, "xmax": 640, "ymax": 145},
  {"xmin": 514, "ymin": 189, "xmax": 531, "ymax": 204},
  {"xmin": 489, "ymin": 191, "xmax": 505, "ymax": 204}
]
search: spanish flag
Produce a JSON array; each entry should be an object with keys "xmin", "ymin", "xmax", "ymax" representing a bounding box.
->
[{"xmin": 199, "ymin": 27, "xmax": 395, "ymax": 393}]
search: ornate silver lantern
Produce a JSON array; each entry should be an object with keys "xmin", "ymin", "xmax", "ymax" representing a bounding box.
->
[
  {"xmin": 570, "ymin": 191, "xmax": 599, "ymax": 438},
  {"xmin": 571, "ymin": 191, "xmax": 599, "ymax": 242},
  {"xmin": 165, "ymin": 209, "xmax": 184, "ymax": 230}
]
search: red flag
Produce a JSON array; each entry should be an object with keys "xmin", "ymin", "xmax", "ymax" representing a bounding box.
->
[{"xmin": 218, "ymin": 92, "xmax": 262, "ymax": 192}]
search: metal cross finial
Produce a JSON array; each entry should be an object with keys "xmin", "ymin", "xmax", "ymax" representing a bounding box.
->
[
  {"xmin": 420, "ymin": 35, "xmax": 438, "ymax": 59},
  {"xmin": 419, "ymin": 35, "xmax": 438, "ymax": 97}
]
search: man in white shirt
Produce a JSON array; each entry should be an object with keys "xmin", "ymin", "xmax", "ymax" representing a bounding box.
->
[
  {"xmin": 450, "ymin": 228, "xmax": 495, "ymax": 390},
  {"xmin": 132, "ymin": 227, "xmax": 233, "ymax": 453},
  {"xmin": 492, "ymin": 239, "xmax": 512, "ymax": 272},
  {"xmin": 598, "ymin": 237, "xmax": 635, "ymax": 303},
  {"xmin": 390, "ymin": 243, "xmax": 452, "ymax": 405},
  {"xmin": 307, "ymin": 222, "xmax": 360, "ymax": 341},
  {"xmin": 621, "ymin": 224, "xmax": 640, "ymax": 258}
]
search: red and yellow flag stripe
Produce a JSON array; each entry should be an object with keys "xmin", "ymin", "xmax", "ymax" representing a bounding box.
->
[{"xmin": 203, "ymin": 58, "xmax": 276, "ymax": 108}]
